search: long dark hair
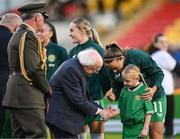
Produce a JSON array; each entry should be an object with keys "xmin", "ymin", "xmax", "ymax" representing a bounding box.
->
[
  {"xmin": 145, "ymin": 33, "xmax": 164, "ymax": 54},
  {"xmin": 44, "ymin": 19, "xmax": 58, "ymax": 44},
  {"xmin": 104, "ymin": 42, "xmax": 126, "ymax": 64}
]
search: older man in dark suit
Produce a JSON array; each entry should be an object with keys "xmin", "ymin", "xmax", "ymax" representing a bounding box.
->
[
  {"xmin": 0, "ymin": 13, "xmax": 22, "ymax": 135},
  {"xmin": 2, "ymin": 2, "xmax": 51, "ymax": 138},
  {"xmin": 46, "ymin": 49, "xmax": 112, "ymax": 139}
]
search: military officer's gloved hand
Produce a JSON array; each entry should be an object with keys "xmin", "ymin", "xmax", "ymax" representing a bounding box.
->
[{"xmin": 46, "ymin": 87, "xmax": 53, "ymax": 97}]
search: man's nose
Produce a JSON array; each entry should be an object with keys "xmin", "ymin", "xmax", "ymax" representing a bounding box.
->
[{"xmin": 69, "ymin": 33, "xmax": 72, "ymax": 36}]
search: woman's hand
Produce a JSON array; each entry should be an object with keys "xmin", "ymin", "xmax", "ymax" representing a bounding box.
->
[
  {"xmin": 105, "ymin": 89, "xmax": 116, "ymax": 101},
  {"xmin": 141, "ymin": 86, "xmax": 157, "ymax": 101}
]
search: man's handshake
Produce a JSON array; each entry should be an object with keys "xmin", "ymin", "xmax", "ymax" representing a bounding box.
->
[{"xmin": 98, "ymin": 107, "xmax": 120, "ymax": 121}]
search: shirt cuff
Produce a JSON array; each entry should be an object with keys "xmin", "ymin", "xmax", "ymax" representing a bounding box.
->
[{"xmin": 95, "ymin": 108, "xmax": 100, "ymax": 115}]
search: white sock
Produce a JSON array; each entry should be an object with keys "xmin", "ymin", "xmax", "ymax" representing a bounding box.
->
[
  {"xmin": 91, "ymin": 133, "xmax": 104, "ymax": 139},
  {"xmin": 79, "ymin": 132, "xmax": 87, "ymax": 139}
]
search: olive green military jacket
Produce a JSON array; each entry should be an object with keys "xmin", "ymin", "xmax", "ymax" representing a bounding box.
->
[{"xmin": 3, "ymin": 23, "xmax": 49, "ymax": 109}]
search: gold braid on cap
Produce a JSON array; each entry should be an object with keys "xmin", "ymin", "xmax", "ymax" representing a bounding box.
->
[{"xmin": 19, "ymin": 28, "xmax": 47, "ymax": 82}]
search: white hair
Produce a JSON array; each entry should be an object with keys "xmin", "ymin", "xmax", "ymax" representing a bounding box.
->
[
  {"xmin": 0, "ymin": 13, "xmax": 22, "ymax": 27},
  {"xmin": 77, "ymin": 48, "xmax": 103, "ymax": 67}
]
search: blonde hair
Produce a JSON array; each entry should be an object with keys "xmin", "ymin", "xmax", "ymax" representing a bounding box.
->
[
  {"xmin": 71, "ymin": 18, "xmax": 103, "ymax": 47},
  {"xmin": 122, "ymin": 64, "xmax": 148, "ymax": 87}
]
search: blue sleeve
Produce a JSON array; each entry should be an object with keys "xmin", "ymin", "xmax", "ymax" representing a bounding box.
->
[{"xmin": 60, "ymin": 67, "xmax": 98, "ymax": 117}]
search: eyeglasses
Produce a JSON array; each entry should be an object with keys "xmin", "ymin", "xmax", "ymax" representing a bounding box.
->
[{"xmin": 89, "ymin": 66, "xmax": 101, "ymax": 74}]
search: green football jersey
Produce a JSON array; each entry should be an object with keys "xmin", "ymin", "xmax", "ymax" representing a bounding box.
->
[{"xmin": 118, "ymin": 83, "xmax": 154, "ymax": 125}]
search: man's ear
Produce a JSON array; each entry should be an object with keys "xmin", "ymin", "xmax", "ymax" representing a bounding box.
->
[
  {"xmin": 34, "ymin": 13, "xmax": 41, "ymax": 23},
  {"xmin": 13, "ymin": 25, "xmax": 19, "ymax": 33},
  {"xmin": 34, "ymin": 14, "xmax": 38, "ymax": 22}
]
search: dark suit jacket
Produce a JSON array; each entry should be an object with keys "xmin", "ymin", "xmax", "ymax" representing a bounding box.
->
[
  {"xmin": 0, "ymin": 25, "xmax": 12, "ymax": 104},
  {"xmin": 0, "ymin": 24, "xmax": 13, "ymax": 134},
  {"xmin": 3, "ymin": 23, "xmax": 49, "ymax": 109},
  {"xmin": 46, "ymin": 58, "xmax": 98, "ymax": 135}
]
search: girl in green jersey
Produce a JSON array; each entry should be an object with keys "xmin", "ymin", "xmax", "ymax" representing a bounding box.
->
[{"xmin": 119, "ymin": 64, "xmax": 154, "ymax": 138}]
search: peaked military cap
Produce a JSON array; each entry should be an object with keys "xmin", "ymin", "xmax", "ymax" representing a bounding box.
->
[{"xmin": 18, "ymin": 2, "xmax": 48, "ymax": 18}]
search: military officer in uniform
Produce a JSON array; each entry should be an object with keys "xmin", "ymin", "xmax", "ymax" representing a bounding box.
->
[{"xmin": 2, "ymin": 2, "xmax": 52, "ymax": 138}]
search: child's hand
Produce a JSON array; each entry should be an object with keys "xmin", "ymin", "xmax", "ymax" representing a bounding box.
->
[
  {"xmin": 139, "ymin": 128, "xmax": 148, "ymax": 138},
  {"xmin": 106, "ymin": 106, "xmax": 120, "ymax": 118}
]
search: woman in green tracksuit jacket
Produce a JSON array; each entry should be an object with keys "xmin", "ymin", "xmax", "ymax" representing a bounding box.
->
[
  {"xmin": 46, "ymin": 40, "xmax": 68, "ymax": 80},
  {"xmin": 104, "ymin": 42, "xmax": 166, "ymax": 139},
  {"xmin": 38, "ymin": 20, "xmax": 68, "ymax": 81},
  {"xmin": 69, "ymin": 18, "xmax": 111, "ymax": 139}
]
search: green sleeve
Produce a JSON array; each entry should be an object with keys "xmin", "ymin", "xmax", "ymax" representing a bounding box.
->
[
  {"xmin": 112, "ymin": 81, "xmax": 124, "ymax": 100},
  {"xmin": 144, "ymin": 101, "xmax": 154, "ymax": 114},
  {"xmin": 129, "ymin": 50, "xmax": 164, "ymax": 89},
  {"xmin": 95, "ymin": 45, "xmax": 112, "ymax": 95},
  {"xmin": 110, "ymin": 71, "xmax": 124, "ymax": 100},
  {"xmin": 59, "ymin": 47, "xmax": 68, "ymax": 63},
  {"xmin": 140, "ymin": 53, "xmax": 164, "ymax": 89},
  {"xmin": 99, "ymin": 65, "xmax": 112, "ymax": 95},
  {"xmin": 95, "ymin": 45, "xmax": 105, "ymax": 58},
  {"xmin": 68, "ymin": 48, "xmax": 74, "ymax": 58}
]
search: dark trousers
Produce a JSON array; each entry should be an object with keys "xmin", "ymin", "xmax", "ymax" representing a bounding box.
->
[
  {"xmin": 164, "ymin": 95, "xmax": 174, "ymax": 137},
  {"xmin": 0, "ymin": 109, "xmax": 12, "ymax": 138},
  {"xmin": 10, "ymin": 108, "xmax": 47, "ymax": 138},
  {"xmin": 47, "ymin": 122, "xmax": 78, "ymax": 139},
  {"xmin": 0, "ymin": 77, "xmax": 7, "ymax": 135},
  {"xmin": 0, "ymin": 105, "xmax": 5, "ymax": 135}
]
